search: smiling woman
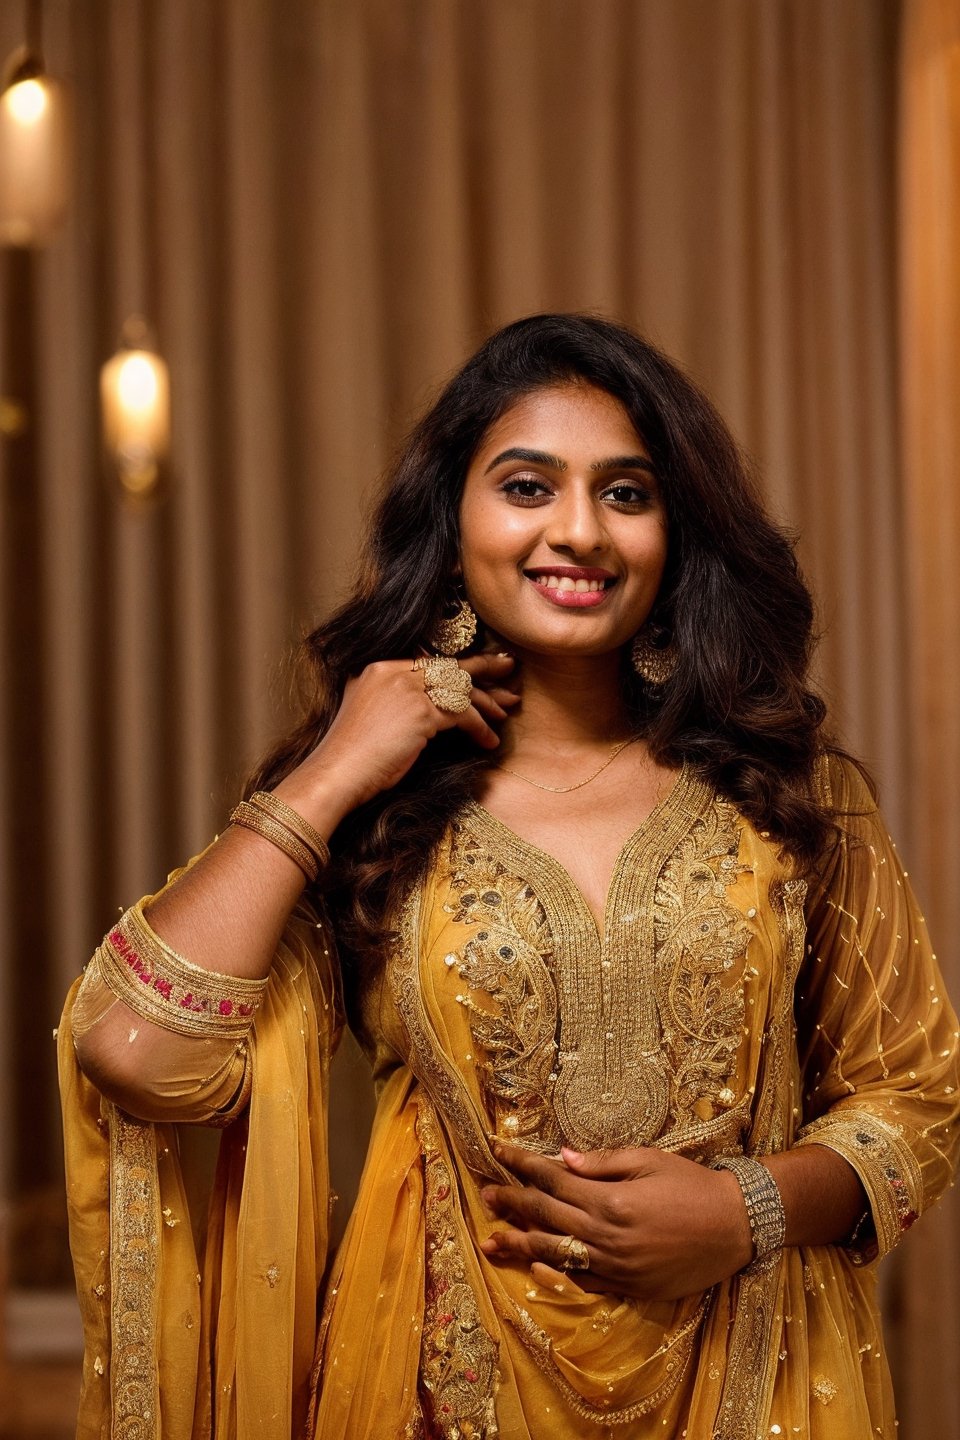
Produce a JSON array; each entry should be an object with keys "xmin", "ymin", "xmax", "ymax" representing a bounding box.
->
[
  {"xmin": 459, "ymin": 385, "xmax": 668, "ymax": 651},
  {"xmin": 58, "ymin": 315, "xmax": 959, "ymax": 1440}
]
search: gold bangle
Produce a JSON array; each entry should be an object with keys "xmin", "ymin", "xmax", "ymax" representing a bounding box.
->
[
  {"xmin": 247, "ymin": 790, "xmax": 331, "ymax": 871},
  {"xmin": 230, "ymin": 796, "xmax": 328, "ymax": 883},
  {"xmin": 99, "ymin": 902, "xmax": 268, "ymax": 1038}
]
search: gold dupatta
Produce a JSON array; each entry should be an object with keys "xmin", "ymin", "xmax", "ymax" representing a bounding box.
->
[{"xmin": 58, "ymin": 906, "xmax": 341, "ymax": 1440}]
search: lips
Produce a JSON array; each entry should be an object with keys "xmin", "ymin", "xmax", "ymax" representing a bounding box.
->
[
  {"xmin": 523, "ymin": 567, "xmax": 617, "ymax": 607},
  {"xmin": 524, "ymin": 567, "xmax": 616, "ymax": 591}
]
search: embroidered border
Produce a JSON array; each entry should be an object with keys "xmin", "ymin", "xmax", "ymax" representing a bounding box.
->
[
  {"xmin": 389, "ymin": 883, "xmax": 509, "ymax": 1184},
  {"xmin": 109, "ymin": 1105, "xmax": 161, "ymax": 1440},
  {"xmin": 711, "ymin": 875, "xmax": 807, "ymax": 1438},
  {"xmin": 795, "ymin": 1108, "xmax": 922, "ymax": 1259},
  {"xmin": 417, "ymin": 1101, "xmax": 500, "ymax": 1437},
  {"xmin": 98, "ymin": 903, "xmax": 267, "ymax": 1037}
]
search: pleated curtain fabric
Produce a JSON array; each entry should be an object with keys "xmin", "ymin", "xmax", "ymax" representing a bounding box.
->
[
  {"xmin": 895, "ymin": 0, "xmax": 960, "ymax": 1432},
  {"xmin": 0, "ymin": 1, "xmax": 956, "ymax": 1433}
]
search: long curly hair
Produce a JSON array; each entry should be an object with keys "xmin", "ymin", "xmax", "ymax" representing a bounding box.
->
[{"xmin": 249, "ymin": 313, "xmax": 844, "ymax": 969}]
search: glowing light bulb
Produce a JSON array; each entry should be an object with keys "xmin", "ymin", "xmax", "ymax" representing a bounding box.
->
[
  {"xmin": 117, "ymin": 354, "xmax": 160, "ymax": 413},
  {"xmin": 0, "ymin": 64, "xmax": 69, "ymax": 245},
  {"xmin": 101, "ymin": 334, "xmax": 171, "ymax": 498},
  {"xmin": 4, "ymin": 77, "xmax": 48, "ymax": 126}
]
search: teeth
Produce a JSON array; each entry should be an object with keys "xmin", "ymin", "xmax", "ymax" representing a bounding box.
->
[{"xmin": 530, "ymin": 573, "xmax": 610, "ymax": 591}]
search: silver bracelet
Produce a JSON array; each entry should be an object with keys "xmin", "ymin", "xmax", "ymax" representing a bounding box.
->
[{"xmin": 713, "ymin": 1154, "xmax": 786, "ymax": 1263}]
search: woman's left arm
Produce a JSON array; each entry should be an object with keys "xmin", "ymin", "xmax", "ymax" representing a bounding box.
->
[{"xmin": 481, "ymin": 756, "xmax": 960, "ymax": 1298}]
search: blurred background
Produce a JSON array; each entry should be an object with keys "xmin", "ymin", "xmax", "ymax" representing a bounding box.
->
[{"xmin": 0, "ymin": 0, "xmax": 957, "ymax": 1435}]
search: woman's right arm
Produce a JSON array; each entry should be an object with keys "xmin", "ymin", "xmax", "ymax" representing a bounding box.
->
[{"xmin": 71, "ymin": 653, "xmax": 517, "ymax": 1113}]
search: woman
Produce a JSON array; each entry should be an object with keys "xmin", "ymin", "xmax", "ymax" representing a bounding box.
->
[{"xmin": 59, "ymin": 314, "xmax": 960, "ymax": 1440}]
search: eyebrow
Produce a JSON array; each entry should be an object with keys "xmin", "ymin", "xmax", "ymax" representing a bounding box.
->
[
  {"xmin": 589, "ymin": 454, "xmax": 656, "ymax": 475},
  {"xmin": 484, "ymin": 447, "xmax": 566, "ymax": 473},
  {"xmin": 483, "ymin": 446, "xmax": 656, "ymax": 476}
]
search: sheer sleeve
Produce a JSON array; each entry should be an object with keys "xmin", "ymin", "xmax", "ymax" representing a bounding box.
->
[
  {"xmin": 793, "ymin": 753, "xmax": 960, "ymax": 1261},
  {"xmin": 69, "ymin": 931, "xmax": 258, "ymax": 1125},
  {"xmin": 69, "ymin": 847, "xmax": 291, "ymax": 1126}
]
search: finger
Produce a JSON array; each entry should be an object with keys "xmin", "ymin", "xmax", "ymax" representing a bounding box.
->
[
  {"xmin": 492, "ymin": 1141, "xmax": 592, "ymax": 1207},
  {"xmin": 481, "ymin": 1181, "xmax": 587, "ymax": 1238},
  {"xmin": 455, "ymin": 704, "xmax": 503, "ymax": 751},
  {"xmin": 561, "ymin": 1146, "xmax": 656, "ymax": 1181},
  {"xmin": 470, "ymin": 690, "xmax": 510, "ymax": 724},
  {"xmin": 460, "ymin": 653, "xmax": 516, "ymax": 680},
  {"xmin": 481, "ymin": 1228, "xmax": 592, "ymax": 1275},
  {"xmin": 482, "ymin": 686, "xmax": 522, "ymax": 707}
]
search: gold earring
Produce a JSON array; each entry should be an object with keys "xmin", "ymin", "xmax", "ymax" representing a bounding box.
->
[
  {"xmin": 428, "ymin": 591, "xmax": 478, "ymax": 655},
  {"xmin": 631, "ymin": 624, "xmax": 675, "ymax": 685}
]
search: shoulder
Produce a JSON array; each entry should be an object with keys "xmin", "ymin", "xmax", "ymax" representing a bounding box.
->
[{"xmin": 813, "ymin": 748, "xmax": 878, "ymax": 818}]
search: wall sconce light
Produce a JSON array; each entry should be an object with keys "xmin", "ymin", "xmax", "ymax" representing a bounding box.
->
[
  {"xmin": 0, "ymin": 48, "xmax": 69, "ymax": 247},
  {"xmin": 100, "ymin": 317, "xmax": 171, "ymax": 498}
]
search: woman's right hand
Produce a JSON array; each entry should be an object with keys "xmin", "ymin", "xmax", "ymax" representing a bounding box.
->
[{"xmin": 276, "ymin": 652, "xmax": 520, "ymax": 827}]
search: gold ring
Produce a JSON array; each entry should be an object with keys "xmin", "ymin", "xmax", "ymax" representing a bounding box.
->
[
  {"xmin": 555, "ymin": 1235, "xmax": 590, "ymax": 1272},
  {"xmin": 412, "ymin": 655, "xmax": 473, "ymax": 714}
]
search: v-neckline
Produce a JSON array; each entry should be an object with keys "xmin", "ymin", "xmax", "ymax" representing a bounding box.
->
[{"xmin": 461, "ymin": 761, "xmax": 700, "ymax": 940}]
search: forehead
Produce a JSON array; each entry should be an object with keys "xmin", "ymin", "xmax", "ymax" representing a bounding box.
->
[{"xmin": 471, "ymin": 383, "xmax": 648, "ymax": 465}]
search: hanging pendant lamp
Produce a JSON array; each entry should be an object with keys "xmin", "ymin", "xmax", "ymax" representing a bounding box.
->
[
  {"xmin": 100, "ymin": 317, "xmax": 171, "ymax": 499},
  {"xmin": 0, "ymin": 47, "xmax": 69, "ymax": 247}
]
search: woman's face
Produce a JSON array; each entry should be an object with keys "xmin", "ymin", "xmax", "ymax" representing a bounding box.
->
[{"xmin": 458, "ymin": 383, "xmax": 668, "ymax": 659}]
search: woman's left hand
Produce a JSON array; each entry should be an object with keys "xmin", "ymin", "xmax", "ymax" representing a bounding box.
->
[{"xmin": 479, "ymin": 1141, "xmax": 754, "ymax": 1301}]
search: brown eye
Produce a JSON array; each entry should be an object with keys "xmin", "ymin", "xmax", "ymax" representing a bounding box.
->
[
  {"xmin": 602, "ymin": 483, "xmax": 653, "ymax": 507},
  {"xmin": 501, "ymin": 476, "xmax": 550, "ymax": 503}
]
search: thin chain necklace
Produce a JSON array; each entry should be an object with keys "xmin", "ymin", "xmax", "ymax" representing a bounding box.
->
[{"xmin": 495, "ymin": 737, "xmax": 639, "ymax": 794}]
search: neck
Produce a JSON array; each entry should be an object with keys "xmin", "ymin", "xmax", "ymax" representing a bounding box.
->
[{"xmin": 496, "ymin": 648, "xmax": 634, "ymax": 761}]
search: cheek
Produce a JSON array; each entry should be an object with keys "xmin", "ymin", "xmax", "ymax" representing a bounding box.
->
[{"xmin": 459, "ymin": 502, "xmax": 531, "ymax": 577}]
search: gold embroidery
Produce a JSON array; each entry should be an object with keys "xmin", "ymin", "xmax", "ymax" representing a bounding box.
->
[
  {"xmin": 109, "ymin": 1104, "xmax": 160, "ymax": 1440},
  {"xmin": 390, "ymin": 884, "xmax": 508, "ymax": 1183},
  {"xmin": 795, "ymin": 1108, "xmax": 922, "ymax": 1257},
  {"xmin": 712, "ymin": 878, "xmax": 808, "ymax": 1438},
  {"xmin": 99, "ymin": 902, "xmax": 267, "ymax": 1038},
  {"xmin": 456, "ymin": 777, "xmax": 754, "ymax": 1157},
  {"xmin": 417, "ymin": 1101, "xmax": 500, "ymax": 1437},
  {"xmin": 653, "ymin": 800, "xmax": 752, "ymax": 1141},
  {"xmin": 447, "ymin": 829, "xmax": 563, "ymax": 1154}
]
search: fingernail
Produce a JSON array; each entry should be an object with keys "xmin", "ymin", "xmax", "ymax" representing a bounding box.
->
[{"xmin": 562, "ymin": 1147, "xmax": 584, "ymax": 1165}]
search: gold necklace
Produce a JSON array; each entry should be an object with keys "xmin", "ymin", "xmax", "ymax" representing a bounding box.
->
[{"xmin": 495, "ymin": 737, "xmax": 639, "ymax": 793}]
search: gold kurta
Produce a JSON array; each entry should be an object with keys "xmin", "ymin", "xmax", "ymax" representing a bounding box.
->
[{"xmin": 59, "ymin": 756, "xmax": 960, "ymax": 1439}]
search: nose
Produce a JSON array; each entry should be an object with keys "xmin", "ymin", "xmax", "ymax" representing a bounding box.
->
[{"xmin": 543, "ymin": 484, "xmax": 606, "ymax": 556}]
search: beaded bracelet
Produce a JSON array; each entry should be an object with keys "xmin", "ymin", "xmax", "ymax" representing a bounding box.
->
[
  {"xmin": 712, "ymin": 1154, "xmax": 786, "ymax": 1264},
  {"xmin": 230, "ymin": 791, "xmax": 330, "ymax": 882}
]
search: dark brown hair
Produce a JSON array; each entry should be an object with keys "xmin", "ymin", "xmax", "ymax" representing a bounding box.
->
[{"xmin": 250, "ymin": 313, "xmax": 843, "ymax": 967}]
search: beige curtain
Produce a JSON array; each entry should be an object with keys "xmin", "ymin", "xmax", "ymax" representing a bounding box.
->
[
  {"xmin": 895, "ymin": 0, "xmax": 960, "ymax": 1431},
  {"xmin": 1, "ymin": 0, "xmax": 955, "ymax": 1432}
]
